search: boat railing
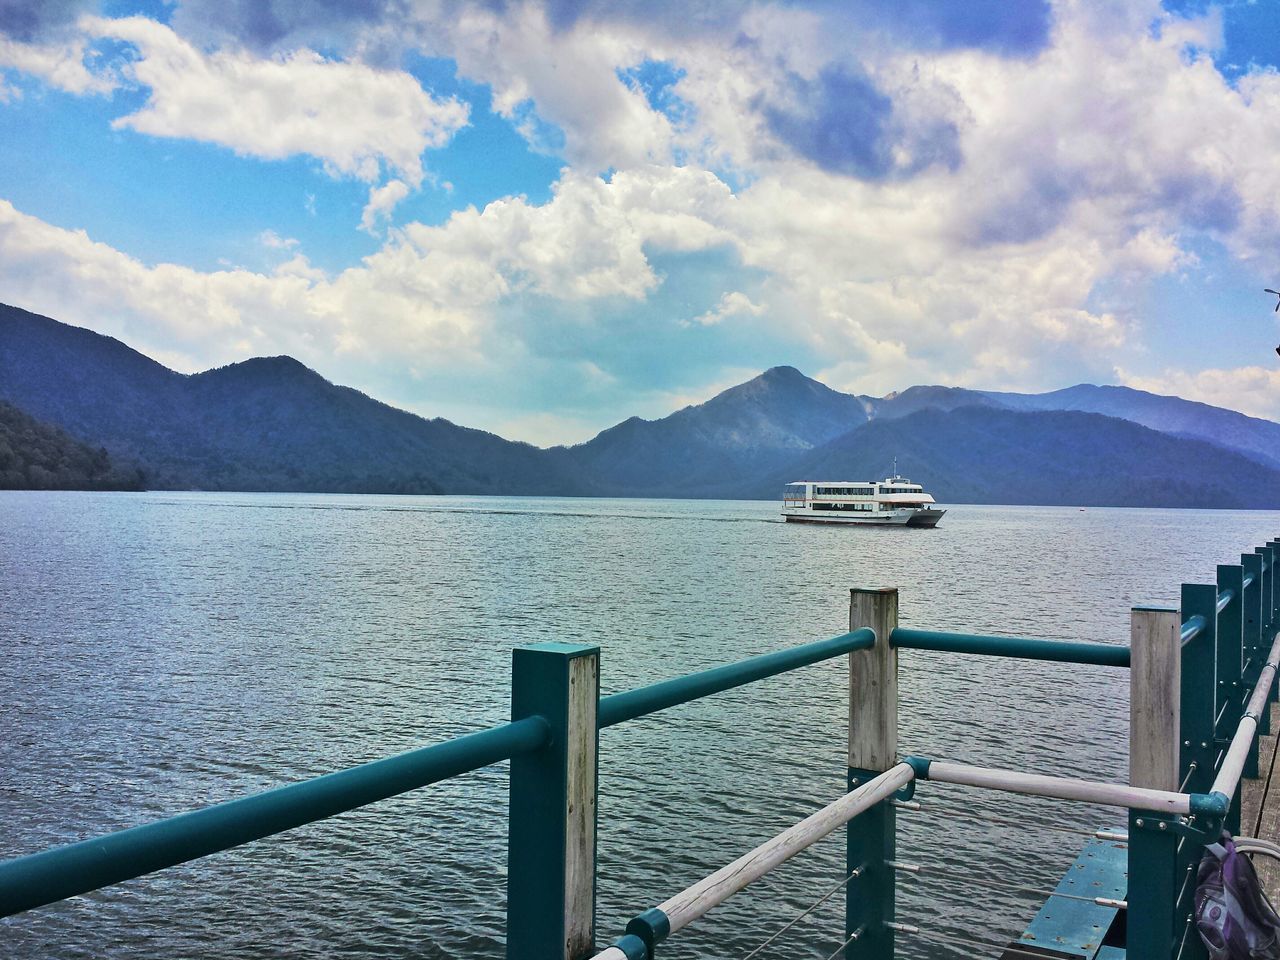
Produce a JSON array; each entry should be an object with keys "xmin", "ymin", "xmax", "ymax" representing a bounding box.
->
[{"xmin": 2, "ymin": 538, "xmax": 1279, "ymax": 960}]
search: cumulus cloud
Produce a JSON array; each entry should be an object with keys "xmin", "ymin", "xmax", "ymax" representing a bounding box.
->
[
  {"xmin": 258, "ymin": 229, "xmax": 299, "ymax": 250},
  {"xmin": 0, "ymin": 165, "xmax": 735, "ymax": 375},
  {"xmin": 360, "ymin": 179, "xmax": 410, "ymax": 234},
  {"xmin": 0, "ymin": 32, "xmax": 114, "ymax": 94},
  {"xmin": 684, "ymin": 291, "xmax": 765, "ymax": 327},
  {"xmin": 1119, "ymin": 366, "xmax": 1280, "ymax": 422},
  {"xmin": 89, "ymin": 16, "xmax": 469, "ymax": 185},
  {"xmin": 0, "ymin": 0, "xmax": 92, "ymax": 43},
  {"xmin": 7, "ymin": 0, "xmax": 1280, "ymax": 440}
]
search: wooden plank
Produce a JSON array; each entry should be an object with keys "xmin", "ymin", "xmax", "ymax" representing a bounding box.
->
[
  {"xmin": 849, "ymin": 588, "xmax": 898, "ymax": 771},
  {"xmin": 565, "ymin": 651, "xmax": 598, "ymax": 959},
  {"xmin": 1129, "ymin": 606, "xmax": 1180, "ymax": 792}
]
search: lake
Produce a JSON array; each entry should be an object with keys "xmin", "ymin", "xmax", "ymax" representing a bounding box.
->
[{"xmin": 1, "ymin": 492, "xmax": 1276, "ymax": 959}]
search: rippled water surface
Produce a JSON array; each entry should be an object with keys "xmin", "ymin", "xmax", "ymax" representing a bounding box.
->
[{"xmin": 2, "ymin": 492, "xmax": 1278, "ymax": 959}]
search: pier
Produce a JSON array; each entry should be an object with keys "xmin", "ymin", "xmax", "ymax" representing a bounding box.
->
[{"xmin": 2, "ymin": 537, "xmax": 1280, "ymax": 959}]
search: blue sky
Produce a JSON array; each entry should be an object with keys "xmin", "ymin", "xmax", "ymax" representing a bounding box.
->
[{"xmin": 1, "ymin": 0, "xmax": 1280, "ymax": 444}]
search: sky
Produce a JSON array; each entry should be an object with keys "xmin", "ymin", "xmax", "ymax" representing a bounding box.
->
[{"xmin": 1, "ymin": 0, "xmax": 1280, "ymax": 446}]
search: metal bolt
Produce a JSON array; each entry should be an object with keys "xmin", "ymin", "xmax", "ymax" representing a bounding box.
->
[
  {"xmin": 1136, "ymin": 818, "xmax": 1146, "ymax": 827},
  {"xmin": 1158, "ymin": 822, "xmax": 1168, "ymax": 831},
  {"xmin": 1184, "ymin": 740, "xmax": 1192, "ymax": 746}
]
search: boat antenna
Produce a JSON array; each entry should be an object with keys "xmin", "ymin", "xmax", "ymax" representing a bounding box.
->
[{"xmin": 892, "ymin": 456, "xmax": 897, "ymax": 478}]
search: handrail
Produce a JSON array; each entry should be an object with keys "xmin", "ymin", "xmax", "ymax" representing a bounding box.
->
[
  {"xmin": 1217, "ymin": 589, "xmax": 1236, "ymax": 614},
  {"xmin": 890, "ymin": 628, "xmax": 1129, "ymax": 667},
  {"xmin": 1211, "ymin": 633, "xmax": 1280, "ymax": 801},
  {"xmin": 591, "ymin": 763, "xmax": 916, "ymax": 960},
  {"xmin": 0, "ymin": 716, "xmax": 550, "ymax": 918},
  {"xmin": 597, "ymin": 628, "xmax": 875, "ymax": 728},
  {"xmin": 1181, "ymin": 614, "xmax": 1207, "ymax": 645}
]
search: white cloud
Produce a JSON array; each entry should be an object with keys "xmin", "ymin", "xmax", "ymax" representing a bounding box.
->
[
  {"xmin": 1119, "ymin": 365, "xmax": 1280, "ymax": 421},
  {"xmin": 0, "ymin": 165, "xmax": 734, "ymax": 382},
  {"xmin": 374, "ymin": 3, "xmax": 676, "ymax": 173},
  {"xmin": 360, "ymin": 179, "xmax": 410, "ymax": 234},
  {"xmin": 258, "ymin": 229, "xmax": 299, "ymax": 250},
  {"xmin": 87, "ymin": 16, "xmax": 469, "ymax": 185},
  {"xmin": 0, "ymin": 33, "xmax": 114, "ymax": 95},
  {"xmin": 685, "ymin": 291, "xmax": 765, "ymax": 327}
]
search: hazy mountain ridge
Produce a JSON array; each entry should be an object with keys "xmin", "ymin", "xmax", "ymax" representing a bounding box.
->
[
  {"xmin": 757, "ymin": 407, "xmax": 1280, "ymax": 508},
  {"xmin": 554, "ymin": 365, "xmax": 870, "ymax": 496},
  {"xmin": 4, "ymin": 302, "xmax": 1280, "ymax": 506},
  {"xmin": 0, "ymin": 304, "xmax": 586, "ymax": 495},
  {"xmin": 981, "ymin": 384, "xmax": 1280, "ymax": 470}
]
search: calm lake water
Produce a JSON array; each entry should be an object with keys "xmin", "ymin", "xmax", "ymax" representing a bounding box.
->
[{"xmin": 2, "ymin": 492, "xmax": 1277, "ymax": 959}]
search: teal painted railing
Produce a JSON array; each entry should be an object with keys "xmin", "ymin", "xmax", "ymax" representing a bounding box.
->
[{"xmin": 2, "ymin": 537, "xmax": 1279, "ymax": 960}]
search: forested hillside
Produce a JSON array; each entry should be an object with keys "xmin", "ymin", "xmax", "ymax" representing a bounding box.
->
[{"xmin": 0, "ymin": 402, "xmax": 144, "ymax": 491}]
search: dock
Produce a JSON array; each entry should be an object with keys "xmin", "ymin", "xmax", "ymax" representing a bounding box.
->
[
  {"xmin": 2, "ymin": 536, "xmax": 1280, "ymax": 959},
  {"xmin": 1242, "ymin": 698, "xmax": 1280, "ymax": 895}
]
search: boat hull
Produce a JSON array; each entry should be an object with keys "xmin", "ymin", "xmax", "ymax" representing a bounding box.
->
[{"xmin": 783, "ymin": 508, "xmax": 946, "ymax": 527}]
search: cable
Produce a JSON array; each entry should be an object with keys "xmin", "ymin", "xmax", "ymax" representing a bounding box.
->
[
  {"xmin": 905, "ymin": 803, "xmax": 1127, "ymax": 843},
  {"xmin": 739, "ymin": 867, "xmax": 863, "ymax": 960},
  {"xmin": 900, "ymin": 861, "xmax": 1125, "ymax": 909},
  {"xmin": 821, "ymin": 923, "xmax": 865, "ymax": 960}
]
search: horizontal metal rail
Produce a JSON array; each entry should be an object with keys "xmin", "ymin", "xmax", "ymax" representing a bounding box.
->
[
  {"xmin": 890, "ymin": 629, "xmax": 1129, "ymax": 667},
  {"xmin": 0, "ymin": 716, "xmax": 550, "ymax": 918},
  {"xmin": 597, "ymin": 628, "xmax": 875, "ymax": 728},
  {"xmin": 1211, "ymin": 632, "xmax": 1280, "ymax": 800},
  {"xmin": 1217, "ymin": 588, "xmax": 1236, "ymax": 614},
  {"xmin": 916, "ymin": 758, "xmax": 1216, "ymax": 816},
  {"xmin": 590, "ymin": 764, "xmax": 915, "ymax": 960},
  {"xmin": 1181, "ymin": 614, "xmax": 1207, "ymax": 645}
]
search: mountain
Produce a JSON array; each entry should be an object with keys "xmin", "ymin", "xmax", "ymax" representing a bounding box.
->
[
  {"xmin": 0, "ymin": 401, "xmax": 144, "ymax": 491},
  {"xmin": 762, "ymin": 406, "xmax": 1280, "ymax": 508},
  {"xmin": 5, "ymin": 300, "xmax": 1280, "ymax": 508},
  {"xmin": 556, "ymin": 365, "xmax": 870, "ymax": 497},
  {"xmin": 866, "ymin": 384, "xmax": 1007, "ymax": 420},
  {"xmin": 0, "ymin": 304, "xmax": 585, "ymax": 495},
  {"xmin": 982, "ymin": 384, "xmax": 1280, "ymax": 470}
]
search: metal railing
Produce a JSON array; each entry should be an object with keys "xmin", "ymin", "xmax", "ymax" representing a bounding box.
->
[{"xmin": 2, "ymin": 537, "xmax": 1279, "ymax": 960}]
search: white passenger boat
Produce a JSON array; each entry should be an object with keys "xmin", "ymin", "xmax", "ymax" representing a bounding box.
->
[{"xmin": 781, "ymin": 472, "xmax": 946, "ymax": 527}]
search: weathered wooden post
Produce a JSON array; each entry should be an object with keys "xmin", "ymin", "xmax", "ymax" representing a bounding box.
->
[
  {"xmin": 1128, "ymin": 606, "xmax": 1181, "ymax": 960},
  {"xmin": 847, "ymin": 588, "xmax": 898, "ymax": 960},
  {"xmin": 507, "ymin": 642, "xmax": 600, "ymax": 960},
  {"xmin": 1217, "ymin": 565, "xmax": 1244, "ymax": 835}
]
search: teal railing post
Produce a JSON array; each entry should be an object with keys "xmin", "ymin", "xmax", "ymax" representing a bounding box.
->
[
  {"xmin": 1217, "ymin": 565, "xmax": 1245, "ymax": 835},
  {"xmin": 1270, "ymin": 541, "xmax": 1280, "ymax": 706},
  {"xmin": 1128, "ymin": 606, "xmax": 1182, "ymax": 960},
  {"xmin": 1181, "ymin": 584, "xmax": 1218, "ymax": 796},
  {"xmin": 1180, "ymin": 584, "xmax": 1217, "ymax": 960},
  {"xmin": 847, "ymin": 588, "xmax": 898, "ymax": 960},
  {"xmin": 507, "ymin": 643, "xmax": 600, "ymax": 960}
]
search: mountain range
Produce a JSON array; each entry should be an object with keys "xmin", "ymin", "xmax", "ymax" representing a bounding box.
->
[{"xmin": 2, "ymin": 301, "xmax": 1279, "ymax": 508}]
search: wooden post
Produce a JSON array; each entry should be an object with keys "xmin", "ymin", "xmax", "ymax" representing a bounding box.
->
[
  {"xmin": 847, "ymin": 588, "xmax": 898, "ymax": 960},
  {"xmin": 1128, "ymin": 606, "xmax": 1181, "ymax": 960},
  {"xmin": 1217, "ymin": 565, "xmax": 1245, "ymax": 835},
  {"xmin": 1130, "ymin": 606, "xmax": 1181, "ymax": 792},
  {"xmin": 507, "ymin": 642, "xmax": 599, "ymax": 960}
]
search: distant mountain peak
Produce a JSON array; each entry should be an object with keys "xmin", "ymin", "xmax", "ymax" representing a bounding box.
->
[
  {"xmin": 198, "ymin": 354, "xmax": 330, "ymax": 385},
  {"xmin": 760, "ymin": 365, "xmax": 807, "ymax": 381}
]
